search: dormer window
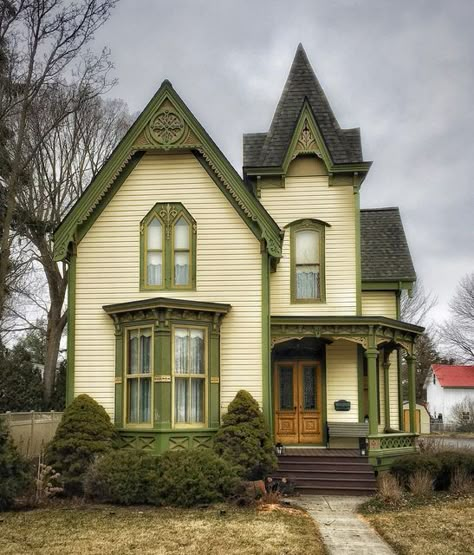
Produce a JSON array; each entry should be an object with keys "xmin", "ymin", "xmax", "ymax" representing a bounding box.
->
[
  {"xmin": 140, "ymin": 203, "xmax": 196, "ymax": 290},
  {"xmin": 289, "ymin": 219, "xmax": 327, "ymax": 303}
]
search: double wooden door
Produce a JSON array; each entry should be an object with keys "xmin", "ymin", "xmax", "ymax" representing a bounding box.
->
[{"xmin": 274, "ymin": 361, "xmax": 322, "ymax": 444}]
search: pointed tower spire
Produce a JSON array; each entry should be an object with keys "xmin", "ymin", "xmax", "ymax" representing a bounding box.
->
[{"xmin": 243, "ymin": 44, "xmax": 366, "ymax": 171}]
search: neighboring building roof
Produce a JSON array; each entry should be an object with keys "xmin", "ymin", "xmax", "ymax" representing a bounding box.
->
[
  {"xmin": 431, "ymin": 364, "xmax": 474, "ymax": 388},
  {"xmin": 360, "ymin": 207, "xmax": 416, "ymax": 282},
  {"xmin": 243, "ymin": 44, "xmax": 364, "ymax": 168}
]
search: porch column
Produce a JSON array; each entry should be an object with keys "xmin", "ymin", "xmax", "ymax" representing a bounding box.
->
[
  {"xmin": 406, "ymin": 354, "xmax": 417, "ymax": 433},
  {"xmin": 365, "ymin": 348, "xmax": 379, "ymax": 436},
  {"xmin": 382, "ymin": 356, "xmax": 391, "ymax": 430}
]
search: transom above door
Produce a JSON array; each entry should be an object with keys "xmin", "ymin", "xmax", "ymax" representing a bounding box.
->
[{"xmin": 274, "ymin": 361, "xmax": 323, "ymax": 444}]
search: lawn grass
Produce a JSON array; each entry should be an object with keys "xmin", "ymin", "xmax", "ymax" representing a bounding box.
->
[
  {"xmin": 0, "ymin": 503, "xmax": 325, "ymax": 555},
  {"xmin": 363, "ymin": 496, "xmax": 474, "ymax": 555}
]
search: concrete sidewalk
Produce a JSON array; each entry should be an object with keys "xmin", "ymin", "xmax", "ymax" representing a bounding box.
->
[{"xmin": 293, "ymin": 495, "xmax": 395, "ymax": 555}]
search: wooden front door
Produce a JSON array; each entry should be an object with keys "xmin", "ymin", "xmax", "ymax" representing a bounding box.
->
[{"xmin": 274, "ymin": 361, "xmax": 322, "ymax": 444}]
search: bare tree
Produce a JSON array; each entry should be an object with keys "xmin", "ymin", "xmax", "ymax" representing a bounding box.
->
[
  {"xmin": 442, "ymin": 273, "xmax": 474, "ymax": 363},
  {"xmin": 15, "ymin": 93, "xmax": 131, "ymax": 404},
  {"xmin": 400, "ymin": 281, "xmax": 442, "ymax": 402},
  {"xmin": 0, "ymin": 0, "xmax": 118, "ymax": 337}
]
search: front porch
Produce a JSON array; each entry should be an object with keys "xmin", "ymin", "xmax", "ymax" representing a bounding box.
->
[{"xmin": 270, "ymin": 315, "xmax": 424, "ymax": 470}]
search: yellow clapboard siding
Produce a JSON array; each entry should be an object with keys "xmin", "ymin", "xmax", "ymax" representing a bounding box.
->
[
  {"xmin": 326, "ymin": 340, "xmax": 359, "ymax": 422},
  {"xmin": 75, "ymin": 152, "xmax": 262, "ymax": 418},
  {"xmin": 361, "ymin": 291, "xmax": 397, "ymax": 318},
  {"xmin": 260, "ymin": 175, "xmax": 357, "ymax": 315}
]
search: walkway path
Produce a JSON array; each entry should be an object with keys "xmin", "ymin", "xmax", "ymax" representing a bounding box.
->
[{"xmin": 293, "ymin": 495, "xmax": 395, "ymax": 555}]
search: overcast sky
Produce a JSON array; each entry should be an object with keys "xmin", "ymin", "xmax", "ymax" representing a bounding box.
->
[{"xmin": 94, "ymin": 0, "xmax": 474, "ymax": 323}]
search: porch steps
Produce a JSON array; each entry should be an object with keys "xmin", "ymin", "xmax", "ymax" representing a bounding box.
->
[{"xmin": 274, "ymin": 453, "xmax": 377, "ymax": 496}]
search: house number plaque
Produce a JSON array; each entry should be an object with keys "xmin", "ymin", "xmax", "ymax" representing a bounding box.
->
[{"xmin": 334, "ymin": 400, "xmax": 351, "ymax": 411}]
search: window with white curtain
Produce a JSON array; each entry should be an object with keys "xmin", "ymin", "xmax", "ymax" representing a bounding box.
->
[
  {"xmin": 173, "ymin": 327, "xmax": 206, "ymax": 425},
  {"xmin": 290, "ymin": 220, "xmax": 326, "ymax": 302},
  {"xmin": 141, "ymin": 203, "xmax": 196, "ymax": 290},
  {"xmin": 173, "ymin": 217, "xmax": 190, "ymax": 286},
  {"xmin": 146, "ymin": 217, "xmax": 163, "ymax": 286},
  {"xmin": 126, "ymin": 327, "xmax": 152, "ymax": 424},
  {"xmin": 295, "ymin": 229, "xmax": 320, "ymax": 299}
]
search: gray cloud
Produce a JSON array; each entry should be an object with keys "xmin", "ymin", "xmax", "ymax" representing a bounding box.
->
[{"xmin": 94, "ymin": 0, "xmax": 474, "ymax": 323}]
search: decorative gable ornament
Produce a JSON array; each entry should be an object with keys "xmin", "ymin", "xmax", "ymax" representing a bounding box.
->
[{"xmin": 291, "ymin": 117, "xmax": 322, "ymax": 161}]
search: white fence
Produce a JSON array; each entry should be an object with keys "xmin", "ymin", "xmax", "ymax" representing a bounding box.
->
[{"xmin": 0, "ymin": 411, "xmax": 63, "ymax": 458}]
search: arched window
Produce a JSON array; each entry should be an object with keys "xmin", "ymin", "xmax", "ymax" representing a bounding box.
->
[
  {"xmin": 290, "ymin": 220, "xmax": 327, "ymax": 302},
  {"xmin": 140, "ymin": 203, "xmax": 196, "ymax": 290}
]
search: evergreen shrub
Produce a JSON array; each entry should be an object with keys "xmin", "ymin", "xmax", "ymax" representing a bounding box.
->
[
  {"xmin": 85, "ymin": 449, "xmax": 160, "ymax": 505},
  {"xmin": 46, "ymin": 394, "xmax": 118, "ymax": 496},
  {"xmin": 150, "ymin": 448, "xmax": 241, "ymax": 507},
  {"xmin": 0, "ymin": 418, "xmax": 32, "ymax": 510},
  {"xmin": 213, "ymin": 390, "xmax": 277, "ymax": 480}
]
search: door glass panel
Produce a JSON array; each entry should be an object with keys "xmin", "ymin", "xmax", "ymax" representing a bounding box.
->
[
  {"xmin": 303, "ymin": 366, "xmax": 317, "ymax": 410},
  {"xmin": 279, "ymin": 366, "xmax": 294, "ymax": 410}
]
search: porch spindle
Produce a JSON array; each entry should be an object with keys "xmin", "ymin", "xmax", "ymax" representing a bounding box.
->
[
  {"xmin": 407, "ymin": 354, "xmax": 417, "ymax": 433},
  {"xmin": 365, "ymin": 348, "xmax": 379, "ymax": 436}
]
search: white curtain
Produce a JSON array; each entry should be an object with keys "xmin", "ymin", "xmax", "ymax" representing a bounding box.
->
[
  {"xmin": 175, "ymin": 378, "xmax": 187, "ymax": 422},
  {"xmin": 296, "ymin": 267, "xmax": 319, "ymax": 299},
  {"xmin": 190, "ymin": 379, "xmax": 204, "ymax": 423}
]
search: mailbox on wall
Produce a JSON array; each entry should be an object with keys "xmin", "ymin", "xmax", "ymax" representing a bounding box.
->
[{"xmin": 334, "ymin": 400, "xmax": 351, "ymax": 411}]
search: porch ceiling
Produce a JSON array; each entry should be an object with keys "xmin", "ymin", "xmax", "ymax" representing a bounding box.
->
[{"xmin": 271, "ymin": 315, "xmax": 424, "ymax": 353}]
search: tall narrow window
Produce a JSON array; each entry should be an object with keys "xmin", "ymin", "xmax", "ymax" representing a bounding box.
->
[
  {"xmin": 140, "ymin": 203, "xmax": 196, "ymax": 290},
  {"xmin": 173, "ymin": 327, "xmax": 206, "ymax": 425},
  {"xmin": 290, "ymin": 220, "xmax": 326, "ymax": 303},
  {"xmin": 126, "ymin": 327, "xmax": 152, "ymax": 424},
  {"xmin": 173, "ymin": 217, "xmax": 190, "ymax": 286},
  {"xmin": 146, "ymin": 218, "xmax": 163, "ymax": 286}
]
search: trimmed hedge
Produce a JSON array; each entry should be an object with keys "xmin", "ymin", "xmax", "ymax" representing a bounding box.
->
[
  {"xmin": 0, "ymin": 418, "xmax": 32, "ymax": 511},
  {"xmin": 85, "ymin": 447, "xmax": 242, "ymax": 507},
  {"xmin": 150, "ymin": 448, "xmax": 242, "ymax": 507},
  {"xmin": 85, "ymin": 449, "xmax": 160, "ymax": 505},
  {"xmin": 391, "ymin": 450, "xmax": 474, "ymax": 490},
  {"xmin": 46, "ymin": 394, "xmax": 118, "ymax": 496},
  {"xmin": 213, "ymin": 390, "xmax": 277, "ymax": 480}
]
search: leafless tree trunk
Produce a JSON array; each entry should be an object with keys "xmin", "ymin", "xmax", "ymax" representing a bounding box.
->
[
  {"xmin": 441, "ymin": 273, "xmax": 474, "ymax": 363},
  {"xmin": 0, "ymin": 0, "xmax": 118, "ymax": 341}
]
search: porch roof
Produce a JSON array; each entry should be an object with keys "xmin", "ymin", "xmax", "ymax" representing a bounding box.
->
[{"xmin": 271, "ymin": 315, "xmax": 424, "ymax": 352}]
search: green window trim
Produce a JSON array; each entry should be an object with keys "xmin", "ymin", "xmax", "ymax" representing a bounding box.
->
[
  {"xmin": 289, "ymin": 219, "xmax": 327, "ymax": 304},
  {"xmin": 105, "ymin": 298, "xmax": 230, "ymax": 431},
  {"xmin": 140, "ymin": 202, "xmax": 196, "ymax": 291}
]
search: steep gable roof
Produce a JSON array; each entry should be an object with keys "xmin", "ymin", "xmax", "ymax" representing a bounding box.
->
[
  {"xmin": 431, "ymin": 364, "xmax": 474, "ymax": 388},
  {"xmin": 53, "ymin": 81, "xmax": 282, "ymax": 261},
  {"xmin": 360, "ymin": 208, "xmax": 416, "ymax": 283},
  {"xmin": 243, "ymin": 44, "xmax": 367, "ymax": 171}
]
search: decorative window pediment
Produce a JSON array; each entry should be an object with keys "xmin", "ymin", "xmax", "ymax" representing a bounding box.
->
[{"xmin": 140, "ymin": 203, "xmax": 196, "ymax": 290}]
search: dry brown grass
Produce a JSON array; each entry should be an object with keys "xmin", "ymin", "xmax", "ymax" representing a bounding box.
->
[
  {"xmin": 377, "ymin": 472, "xmax": 403, "ymax": 503},
  {"xmin": 0, "ymin": 504, "xmax": 325, "ymax": 555},
  {"xmin": 450, "ymin": 468, "xmax": 474, "ymax": 495},
  {"xmin": 408, "ymin": 471, "xmax": 433, "ymax": 498},
  {"xmin": 365, "ymin": 496, "xmax": 474, "ymax": 555}
]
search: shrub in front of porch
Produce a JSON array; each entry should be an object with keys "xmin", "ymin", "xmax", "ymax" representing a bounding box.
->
[
  {"xmin": 213, "ymin": 390, "xmax": 277, "ymax": 480},
  {"xmin": 46, "ymin": 394, "xmax": 119, "ymax": 496}
]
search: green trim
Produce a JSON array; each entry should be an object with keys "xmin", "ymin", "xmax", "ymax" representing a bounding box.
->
[
  {"xmin": 357, "ymin": 345, "xmax": 365, "ymax": 422},
  {"xmin": 271, "ymin": 315, "xmax": 424, "ymax": 335},
  {"xmin": 366, "ymin": 348, "xmax": 379, "ymax": 436},
  {"xmin": 397, "ymin": 348, "xmax": 404, "ymax": 429},
  {"xmin": 66, "ymin": 251, "xmax": 76, "ymax": 406},
  {"xmin": 383, "ymin": 359, "xmax": 391, "ymax": 430},
  {"xmin": 118, "ymin": 429, "xmax": 218, "ymax": 454},
  {"xmin": 261, "ymin": 252, "xmax": 272, "ymax": 428},
  {"xmin": 139, "ymin": 202, "xmax": 197, "ymax": 291},
  {"xmin": 289, "ymin": 219, "xmax": 326, "ymax": 304},
  {"xmin": 53, "ymin": 80, "xmax": 282, "ymax": 262},
  {"xmin": 354, "ymin": 187, "xmax": 362, "ymax": 314},
  {"xmin": 103, "ymin": 296, "xmax": 231, "ymax": 316},
  {"xmin": 362, "ymin": 281, "xmax": 415, "ymax": 291}
]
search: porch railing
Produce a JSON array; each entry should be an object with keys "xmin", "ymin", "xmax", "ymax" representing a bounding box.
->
[{"xmin": 368, "ymin": 432, "xmax": 417, "ymax": 454}]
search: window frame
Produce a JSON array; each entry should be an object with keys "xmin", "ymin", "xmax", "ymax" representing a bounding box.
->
[
  {"xmin": 290, "ymin": 219, "xmax": 327, "ymax": 303},
  {"xmin": 140, "ymin": 203, "xmax": 196, "ymax": 291},
  {"xmin": 171, "ymin": 324, "xmax": 208, "ymax": 429},
  {"xmin": 123, "ymin": 325, "xmax": 154, "ymax": 428}
]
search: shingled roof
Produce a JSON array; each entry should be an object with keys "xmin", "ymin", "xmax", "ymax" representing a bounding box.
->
[
  {"xmin": 243, "ymin": 44, "xmax": 364, "ymax": 169},
  {"xmin": 360, "ymin": 208, "xmax": 416, "ymax": 282}
]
